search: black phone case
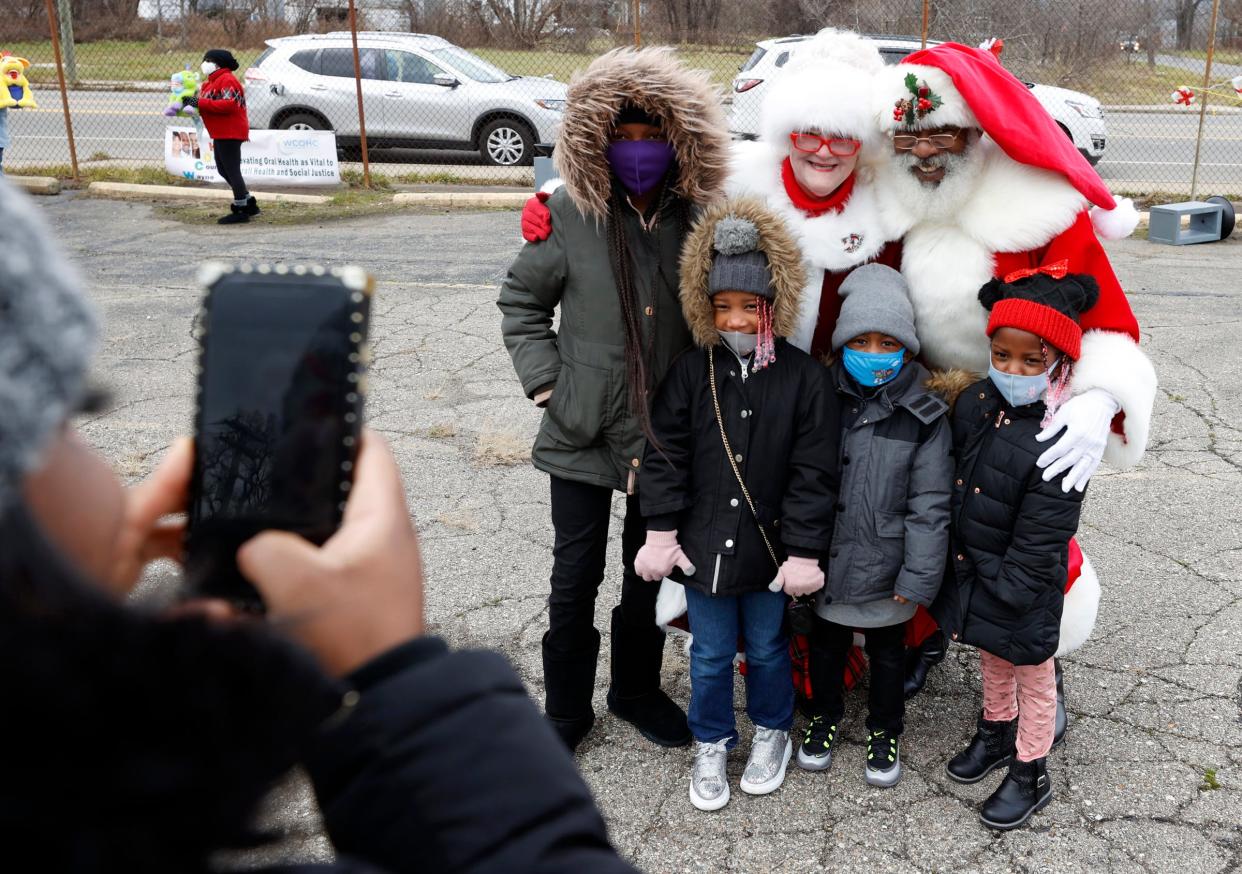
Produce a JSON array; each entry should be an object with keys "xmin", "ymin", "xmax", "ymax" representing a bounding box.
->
[{"xmin": 185, "ymin": 263, "xmax": 373, "ymax": 610}]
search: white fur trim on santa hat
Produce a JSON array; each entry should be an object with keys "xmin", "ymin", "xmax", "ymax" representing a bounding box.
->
[
  {"xmin": 1090, "ymin": 196, "xmax": 1140, "ymax": 240},
  {"xmin": 1070, "ymin": 330, "xmax": 1158, "ymax": 469},
  {"xmin": 655, "ymin": 577, "xmax": 687, "ymax": 629},
  {"xmin": 878, "ymin": 63, "xmax": 979, "ymax": 132},
  {"xmin": 1055, "ymin": 550, "xmax": 1099, "ymax": 656},
  {"xmin": 538, "ymin": 177, "xmax": 563, "ymax": 196},
  {"xmin": 760, "ymin": 30, "xmax": 886, "ymax": 148}
]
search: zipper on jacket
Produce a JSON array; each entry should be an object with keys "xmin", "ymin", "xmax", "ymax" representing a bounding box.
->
[{"xmin": 711, "ymin": 554, "xmax": 722, "ymax": 595}]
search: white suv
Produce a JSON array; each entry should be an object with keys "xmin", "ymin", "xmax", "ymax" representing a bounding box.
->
[
  {"xmin": 729, "ymin": 35, "xmax": 1107, "ymax": 165},
  {"xmin": 244, "ymin": 32, "xmax": 568, "ymax": 166}
]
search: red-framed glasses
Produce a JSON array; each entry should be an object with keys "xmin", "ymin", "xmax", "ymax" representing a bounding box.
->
[{"xmin": 789, "ymin": 132, "xmax": 862, "ymax": 157}]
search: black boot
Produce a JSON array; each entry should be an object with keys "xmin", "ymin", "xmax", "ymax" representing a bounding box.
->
[
  {"xmin": 543, "ymin": 629, "xmax": 599, "ymax": 752},
  {"xmin": 606, "ymin": 605, "xmax": 690, "ymax": 747},
  {"xmin": 980, "ymin": 757, "xmax": 1052, "ymax": 830},
  {"xmin": 946, "ymin": 713, "xmax": 1017, "ymax": 783},
  {"xmin": 1052, "ymin": 658, "xmax": 1067, "ymax": 748},
  {"xmin": 243, "ymin": 195, "xmax": 261, "ymax": 216},
  {"xmin": 903, "ymin": 628, "xmax": 945, "ymax": 700},
  {"xmin": 217, "ymin": 203, "xmax": 250, "ymax": 225}
]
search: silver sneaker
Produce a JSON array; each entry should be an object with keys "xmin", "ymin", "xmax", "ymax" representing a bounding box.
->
[
  {"xmin": 739, "ymin": 727, "xmax": 792, "ymax": 795},
  {"xmin": 689, "ymin": 739, "xmax": 730, "ymax": 811},
  {"xmin": 865, "ymin": 729, "xmax": 903, "ymax": 788}
]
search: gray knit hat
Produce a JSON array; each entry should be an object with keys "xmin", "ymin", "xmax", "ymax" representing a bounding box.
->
[
  {"xmin": 0, "ymin": 179, "xmax": 98, "ymax": 511},
  {"xmin": 707, "ymin": 216, "xmax": 773, "ymax": 299},
  {"xmin": 831, "ymin": 263, "xmax": 920, "ymax": 354}
]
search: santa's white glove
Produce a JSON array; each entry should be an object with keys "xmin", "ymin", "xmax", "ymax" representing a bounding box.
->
[
  {"xmin": 770, "ymin": 555, "xmax": 824, "ymax": 596},
  {"xmin": 1035, "ymin": 388, "xmax": 1119, "ymax": 493},
  {"xmin": 634, "ymin": 529, "xmax": 695, "ymax": 582}
]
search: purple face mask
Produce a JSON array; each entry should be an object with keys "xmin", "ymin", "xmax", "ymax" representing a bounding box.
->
[{"xmin": 606, "ymin": 139, "xmax": 675, "ymax": 197}]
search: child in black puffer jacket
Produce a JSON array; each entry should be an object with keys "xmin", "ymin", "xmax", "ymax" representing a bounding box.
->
[{"xmin": 932, "ymin": 266, "xmax": 1099, "ymax": 832}]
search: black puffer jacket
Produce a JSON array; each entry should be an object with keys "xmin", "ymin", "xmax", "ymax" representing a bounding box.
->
[
  {"xmin": 641, "ymin": 340, "xmax": 839, "ymax": 597},
  {"xmin": 932, "ymin": 378, "xmax": 1087, "ymax": 665}
]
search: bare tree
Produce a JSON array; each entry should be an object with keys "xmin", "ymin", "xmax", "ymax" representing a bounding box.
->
[
  {"xmin": 467, "ymin": 0, "xmax": 563, "ymax": 47},
  {"xmin": 1173, "ymin": 0, "xmax": 1208, "ymax": 49},
  {"xmin": 657, "ymin": 0, "xmax": 722, "ymax": 43}
]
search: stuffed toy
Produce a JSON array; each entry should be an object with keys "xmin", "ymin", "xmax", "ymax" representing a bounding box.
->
[
  {"xmin": 163, "ymin": 67, "xmax": 200, "ymax": 117},
  {"xmin": 0, "ymin": 52, "xmax": 36, "ymax": 109}
]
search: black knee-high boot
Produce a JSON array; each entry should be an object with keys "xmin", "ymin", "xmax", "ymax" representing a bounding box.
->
[
  {"xmin": 605, "ymin": 605, "xmax": 690, "ymax": 747},
  {"xmin": 543, "ymin": 628, "xmax": 600, "ymax": 752}
]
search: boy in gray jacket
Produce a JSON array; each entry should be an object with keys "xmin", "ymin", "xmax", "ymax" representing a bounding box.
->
[{"xmin": 795, "ymin": 264, "xmax": 952, "ymax": 787}]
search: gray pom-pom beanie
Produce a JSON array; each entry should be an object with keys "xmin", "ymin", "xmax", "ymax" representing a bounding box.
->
[
  {"xmin": 831, "ymin": 263, "xmax": 920, "ymax": 354},
  {"xmin": 708, "ymin": 215, "xmax": 773, "ymax": 299},
  {"xmin": 0, "ymin": 179, "xmax": 98, "ymax": 511}
]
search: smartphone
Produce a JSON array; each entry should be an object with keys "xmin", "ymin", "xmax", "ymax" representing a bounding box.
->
[{"xmin": 185, "ymin": 263, "xmax": 373, "ymax": 609}]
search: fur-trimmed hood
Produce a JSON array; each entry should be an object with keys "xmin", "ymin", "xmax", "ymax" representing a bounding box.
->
[
  {"xmin": 553, "ymin": 47, "xmax": 730, "ymax": 221},
  {"xmin": 679, "ymin": 197, "xmax": 807, "ymax": 349}
]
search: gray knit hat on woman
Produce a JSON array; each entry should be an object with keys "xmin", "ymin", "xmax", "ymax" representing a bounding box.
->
[
  {"xmin": 0, "ymin": 179, "xmax": 98, "ymax": 510},
  {"xmin": 831, "ymin": 263, "xmax": 920, "ymax": 354}
]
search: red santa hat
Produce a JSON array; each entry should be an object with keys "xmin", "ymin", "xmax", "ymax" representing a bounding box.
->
[
  {"xmin": 760, "ymin": 28, "xmax": 887, "ymax": 149},
  {"xmin": 882, "ymin": 42, "xmax": 1115, "ymax": 212}
]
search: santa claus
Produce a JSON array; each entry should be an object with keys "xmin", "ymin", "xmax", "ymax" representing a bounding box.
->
[{"xmin": 868, "ymin": 42, "xmax": 1157, "ymax": 723}]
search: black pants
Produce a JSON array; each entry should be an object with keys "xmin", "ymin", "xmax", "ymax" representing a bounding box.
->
[
  {"xmin": 546, "ymin": 475, "xmax": 659, "ymax": 662},
  {"xmin": 808, "ymin": 616, "xmax": 905, "ymax": 735},
  {"xmin": 213, "ymin": 138, "xmax": 249, "ymax": 202}
]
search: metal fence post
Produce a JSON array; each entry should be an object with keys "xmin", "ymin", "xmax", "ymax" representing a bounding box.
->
[
  {"xmin": 54, "ymin": 0, "xmax": 77, "ymax": 85},
  {"xmin": 921, "ymin": 0, "xmax": 930, "ymax": 49},
  {"xmin": 44, "ymin": 0, "xmax": 79, "ymax": 182},
  {"xmin": 1190, "ymin": 0, "xmax": 1222, "ymax": 201},
  {"xmin": 347, "ymin": 0, "xmax": 372, "ymax": 189},
  {"xmin": 633, "ymin": 0, "xmax": 642, "ymax": 48}
]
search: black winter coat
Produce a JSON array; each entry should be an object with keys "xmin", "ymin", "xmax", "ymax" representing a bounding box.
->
[
  {"xmin": 640, "ymin": 340, "xmax": 840, "ymax": 597},
  {"xmin": 932, "ymin": 379, "xmax": 1087, "ymax": 666},
  {"xmin": 271, "ymin": 638, "xmax": 639, "ymax": 874}
]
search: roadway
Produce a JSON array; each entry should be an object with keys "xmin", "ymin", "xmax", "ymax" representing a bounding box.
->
[{"xmin": 7, "ymin": 90, "xmax": 1242, "ymax": 193}]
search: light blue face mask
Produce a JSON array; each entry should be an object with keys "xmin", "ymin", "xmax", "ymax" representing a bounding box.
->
[
  {"xmin": 842, "ymin": 347, "xmax": 905, "ymax": 387},
  {"xmin": 988, "ymin": 362, "xmax": 1052, "ymax": 407}
]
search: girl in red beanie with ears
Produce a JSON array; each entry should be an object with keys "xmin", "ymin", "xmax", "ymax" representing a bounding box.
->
[
  {"xmin": 184, "ymin": 49, "xmax": 258, "ymax": 224},
  {"xmin": 932, "ymin": 265, "xmax": 1099, "ymax": 831}
]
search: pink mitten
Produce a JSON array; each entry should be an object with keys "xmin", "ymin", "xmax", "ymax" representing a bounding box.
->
[
  {"xmin": 771, "ymin": 556, "xmax": 824, "ymax": 596},
  {"xmin": 633, "ymin": 529, "xmax": 695, "ymax": 582}
]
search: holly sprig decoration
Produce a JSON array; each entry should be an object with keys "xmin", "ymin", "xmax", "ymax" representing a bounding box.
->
[{"xmin": 893, "ymin": 73, "xmax": 942, "ymax": 125}]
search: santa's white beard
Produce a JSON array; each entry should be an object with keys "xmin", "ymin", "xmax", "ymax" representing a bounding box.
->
[{"xmin": 884, "ymin": 143, "xmax": 986, "ymax": 222}]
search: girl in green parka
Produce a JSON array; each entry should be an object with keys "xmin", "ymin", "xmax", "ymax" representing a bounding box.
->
[{"xmin": 497, "ymin": 47, "xmax": 730, "ymax": 752}]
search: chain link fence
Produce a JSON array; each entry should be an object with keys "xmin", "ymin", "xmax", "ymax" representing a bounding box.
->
[{"xmin": 3, "ymin": 0, "xmax": 1240, "ymax": 198}]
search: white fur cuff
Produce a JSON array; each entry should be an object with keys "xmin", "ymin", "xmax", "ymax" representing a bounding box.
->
[
  {"xmin": 1056, "ymin": 550, "xmax": 1099, "ymax": 656},
  {"xmin": 1071, "ymin": 330, "xmax": 1157, "ymax": 469}
]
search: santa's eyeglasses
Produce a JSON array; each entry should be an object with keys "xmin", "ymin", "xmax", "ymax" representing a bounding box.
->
[
  {"xmin": 789, "ymin": 132, "xmax": 862, "ymax": 156},
  {"xmin": 892, "ymin": 129, "xmax": 964, "ymax": 151}
]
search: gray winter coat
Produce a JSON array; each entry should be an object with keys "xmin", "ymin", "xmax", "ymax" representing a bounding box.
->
[{"xmin": 816, "ymin": 360, "xmax": 953, "ymax": 610}]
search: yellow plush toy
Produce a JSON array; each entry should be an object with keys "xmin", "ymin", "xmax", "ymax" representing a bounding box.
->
[{"xmin": 0, "ymin": 52, "xmax": 36, "ymax": 109}]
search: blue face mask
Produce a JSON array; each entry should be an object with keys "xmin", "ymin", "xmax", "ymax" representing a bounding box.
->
[
  {"xmin": 988, "ymin": 363, "xmax": 1051, "ymax": 407},
  {"xmin": 842, "ymin": 347, "xmax": 905, "ymax": 387}
]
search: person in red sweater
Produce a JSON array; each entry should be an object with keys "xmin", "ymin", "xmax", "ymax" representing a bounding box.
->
[{"xmin": 184, "ymin": 49, "xmax": 258, "ymax": 225}]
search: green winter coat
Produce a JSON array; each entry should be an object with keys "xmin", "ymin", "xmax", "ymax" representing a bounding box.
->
[
  {"xmin": 498, "ymin": 187, "xmax": 695, "ymax": 490},
  {"xmin": 496, "ymin": 46, "xmax": 730, "ymax": 492}
]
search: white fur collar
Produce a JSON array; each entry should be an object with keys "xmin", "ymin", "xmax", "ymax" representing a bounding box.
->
[{"xmin": 727, "ymin": 141, "xmax": 893, "ymax": 272}]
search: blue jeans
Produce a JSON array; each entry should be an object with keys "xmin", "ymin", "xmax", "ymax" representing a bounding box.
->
[{"xmin": 685, "ymin": 587, "xmax": 793, "ymax": 747}]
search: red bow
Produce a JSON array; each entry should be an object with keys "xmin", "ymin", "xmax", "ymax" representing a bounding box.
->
[
  {"xmin": 1003, "ymin": 259, "xmax": 1069, "ymax": 284},
  {"xmin": 1173, "ymin": 87, "xmax": 1195, "ymax": 106}
]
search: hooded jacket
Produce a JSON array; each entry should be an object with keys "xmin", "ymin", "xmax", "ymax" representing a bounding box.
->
[
  {"xmin": 814, "ymin": 359, "xmax": 952, "ymax": 613},
  {"xmin": 932, "ymin": 377, "xmax": 1087, "ymax": 665},
  {"xmin": 640, "ymin": 198, "xmax": 840, "ymax": 597},
  {"xmin": 498, "ymin": 47, "xmax": 730, "ymax": 492}
]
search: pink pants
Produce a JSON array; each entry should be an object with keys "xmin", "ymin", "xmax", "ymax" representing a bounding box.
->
[{"xmin": 980, "ymin": 651, "xmax": 1057, "ymax": 762}]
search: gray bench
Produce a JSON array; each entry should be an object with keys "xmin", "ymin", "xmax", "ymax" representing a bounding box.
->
[{"xmin": 1148, "ymin": 201, "xmax": 1224, "ymax": 245}]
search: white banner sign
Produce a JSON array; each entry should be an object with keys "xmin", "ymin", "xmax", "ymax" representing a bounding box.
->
[{"xmin": 164, "ymin": 126, "xmax": 340, "ymax": 186}]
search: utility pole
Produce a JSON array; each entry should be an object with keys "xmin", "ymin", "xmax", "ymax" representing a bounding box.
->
[{"xmin": 54, "ymin": 0, "xmax": 77, "ymax": 85}]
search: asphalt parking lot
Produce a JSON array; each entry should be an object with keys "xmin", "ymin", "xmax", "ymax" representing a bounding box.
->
[{"xmin": 44, "ymin": 193, "xmax": 1242, "ymax": 872}]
